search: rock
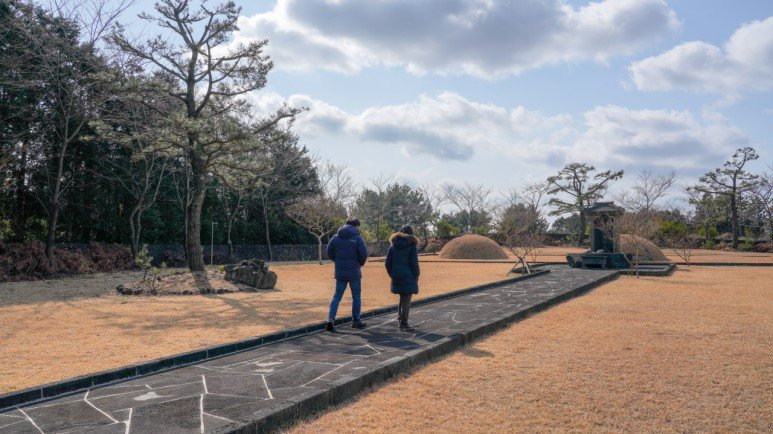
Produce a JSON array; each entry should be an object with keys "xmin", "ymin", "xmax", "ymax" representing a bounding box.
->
[{"xmin": 224, "ymin": 259, "xmax": 278, "ymax": 289}]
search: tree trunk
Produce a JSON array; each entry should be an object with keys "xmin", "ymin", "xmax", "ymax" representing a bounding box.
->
[
  {"xmin": 45, "ymin": 144, "xmax": 67, "ymax": 264},
  {"xmin": 577, "ymin": 209, "xmax": 587, "ymax": 247},
  {"xmin": 128, "ymin": 205, "xmax": 140, "ymax": 257},
  {"xmin": 45, "ymin": 202, "xmax": 60, "ymax": 264},
  {"xmin": 226, "ymin": 220, "xmax": 234, "ymax": 261},
  {"xmin": 767, "ymin": 213, "xmax": 773, "ymax": 243},
  {"xmin": 730, "ymin": 192, "xmax": 739, "ymax": 249},
  {"xmin": 186, "ymin": 158, "xmax": 207, "ymax": 275},
  {"xmin": 316, "ymin": 235, "xmax": 324, "ymax": 265},
  {"xmin": 262, "ymin": 197, "xmax": 273, "ymax": 261},
  {"xmin": 11, "ymin": 139, "xmax": 28, "ymax": 242}
]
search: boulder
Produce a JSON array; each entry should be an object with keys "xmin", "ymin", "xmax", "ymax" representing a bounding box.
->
[{"xmin": 224, "ymin": 259, "xmax": 277, "ymax": 289}]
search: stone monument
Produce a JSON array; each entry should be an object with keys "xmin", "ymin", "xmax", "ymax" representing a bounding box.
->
[
  {"xmin": 567, "ymin": 201, "xmax": 631, "ymax": 269},
  {"xmin": 224, "ymin": 259, "xmax": 277, "ymax": 289},
  {"xmin": 587, "ymin": 201, "xmax": 623, "ymax": 253}
]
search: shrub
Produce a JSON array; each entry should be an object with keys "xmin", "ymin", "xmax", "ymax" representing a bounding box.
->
[
  {"xmin": 424, "ymin": 239, "xmax": 444, "ymax": 253},
  {"xmin": 0, "ymin": 242, "xmax": 135, "ymax": 282},
  {"xmin": 755, "ymin": 242, "xmax": 772, "ymax": 253}
]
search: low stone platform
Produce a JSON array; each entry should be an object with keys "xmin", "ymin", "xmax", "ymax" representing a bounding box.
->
[{"xmin": 0, "ymin": 266, "xmax": 617, "ymax": 433}]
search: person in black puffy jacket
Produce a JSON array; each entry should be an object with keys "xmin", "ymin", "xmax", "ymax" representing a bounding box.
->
[
  {"xmin": 325, "ymin": 217, "xmax": 369, "ymax": 331},
  {"xmin": 385, "ymin": 225, "xmax": 420, "ymax": 332}
]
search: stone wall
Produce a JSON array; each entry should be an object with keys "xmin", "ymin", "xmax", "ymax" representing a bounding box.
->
[{"xmin": 58, "ymin": 242, "xmax": 390, "ymax": 266}]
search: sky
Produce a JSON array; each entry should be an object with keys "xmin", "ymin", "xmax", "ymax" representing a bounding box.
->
[{"xmin": 119, "ymin": 0, "xmax": 773, "ymax": 204}]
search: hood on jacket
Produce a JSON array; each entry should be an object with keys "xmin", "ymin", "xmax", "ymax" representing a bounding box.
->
[
  {"xmin": 390, "ymin": 231, "xmax": 418, "ymax": 248},
  {"xmin": 337, "ymin": 224, "xmax": 361, "ymax": 238}
]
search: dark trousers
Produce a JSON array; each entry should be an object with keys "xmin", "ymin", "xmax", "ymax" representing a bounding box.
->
[{"xmin": 398, "ymin": 293, "xmax": 412, "ymax": 324}]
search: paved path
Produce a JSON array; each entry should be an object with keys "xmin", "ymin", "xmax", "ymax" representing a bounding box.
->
[{"xmin": 0, "ymin": 266, "xmax": 617, "ymax": 433}]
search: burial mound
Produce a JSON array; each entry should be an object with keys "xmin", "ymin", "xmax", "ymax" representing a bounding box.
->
[
  {"xmin": 620, "ymin": 234, "xmax": 668, "ymax": 261},
  {"xmin": 439, "ymin": 234, "xmax": 509, "ymax": 260}
]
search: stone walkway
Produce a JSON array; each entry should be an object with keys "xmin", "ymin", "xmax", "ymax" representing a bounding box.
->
[{"xmin": 0, "ymin": 266, "xmax": 617, "ymax": 433}]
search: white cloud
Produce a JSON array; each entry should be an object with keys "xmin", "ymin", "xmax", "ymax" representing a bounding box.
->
[
  {"xmin": 252, "ymin": 92, "xmax": 746, "ymax": 171},
  {"xmin": 235, "ymin": 0, "xmax": 678, "ymax": 78},
  {"xmin": 630, "ymin": 17, "xmax": 773, "ymax": 93},
  {"xmin": 571, "ymin": 106, "xmax": 745, "ymax": 170}
]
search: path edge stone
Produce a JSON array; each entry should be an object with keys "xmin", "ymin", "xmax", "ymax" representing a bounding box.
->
[
  {"xmin": 217, "ymin": 270, "xmax": 620, "ymax": 434},
  {"xmin": 0, "ymin": 270, "xmax": 549, "ymax": 412}
]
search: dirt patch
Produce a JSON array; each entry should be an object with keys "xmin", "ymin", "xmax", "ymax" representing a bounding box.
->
[
  {"xmin": 439, "ymin": 234, "xmax": 508, "ymax": 260},
  {"xmin": 290, "ymin": 267, "xmax": 773, "ymax": 433},
  {"xmin": 116, "ymin": 270, "xmax": 253, "ymax": 295},
  {"xmin": 0, "ymin": 259, "xmax": 513, "ymax": 393}
]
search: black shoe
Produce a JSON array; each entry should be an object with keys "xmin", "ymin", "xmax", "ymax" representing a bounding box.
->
[
  {"xmin": 398, "ymin": 322, "xmax": 416, "ymax": 332},
  {"xmin": 351, "ymin": 320, "xmax": 367, "ymax": 329},
  {"xmin": 325, "ymin": 321, "xmax": 335, "ymax": 332}
]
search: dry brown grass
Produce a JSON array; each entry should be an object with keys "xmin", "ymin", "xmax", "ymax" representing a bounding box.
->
[
  {"xmin": 290, "ymin": 267, "xmax": 773, "ymax": 433},
  {"xmin": 0, "ymin": 260, "xmax": 514, "ymax": 394}
]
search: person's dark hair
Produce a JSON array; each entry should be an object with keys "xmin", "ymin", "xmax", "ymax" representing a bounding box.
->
[
  {"xmin": 346, "ymin": 217, "xmax": 360, "ymax": 227},
  {"xmin": 400, "ymin": 225, "xmax": 414, "ymax": 236}
]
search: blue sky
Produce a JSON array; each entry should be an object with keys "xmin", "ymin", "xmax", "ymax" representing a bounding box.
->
[{"xmin": 121, "ymin": 0, "xmax": 773, "ymax": 202}]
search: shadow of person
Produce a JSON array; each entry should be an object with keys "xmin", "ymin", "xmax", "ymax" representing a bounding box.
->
[{"xmin": 461, "ymin": 346, "xmax": 495, "ymax": 358}]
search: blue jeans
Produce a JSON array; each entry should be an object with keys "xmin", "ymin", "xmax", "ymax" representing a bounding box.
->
[{"xmin": 328, "ymin": 279, "xmax": 361, "ymax": 322}]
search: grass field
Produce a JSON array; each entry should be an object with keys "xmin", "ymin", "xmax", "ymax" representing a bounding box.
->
[
  {"xmin": 0, "ymin": 260, "xmax": 514, "ymax": 394},
  {"xmin": 290, "ymin": 266, "xmax": 773, "ymax": 433}
]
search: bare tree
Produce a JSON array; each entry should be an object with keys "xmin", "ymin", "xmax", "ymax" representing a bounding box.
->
[
  {"xmin": 689, "ymin": 147, "xmax": 759, "ymax": 249},
  {"xmin": 111, "ymin": 0, "xmax": 302, "ymax": 273},
  {"xmin": 218, "ymin": 182, "xmax": 247, "ymax": 261},
  {"xmin": 441, "ymin": 182, "xmax": 495, "ymax": 232},
  {"xmin": 612, "ymin": 211, "xmax": 660, "ymax": 278},
  {"xmin": 616, "ymin": 169, "xmax": 677, "ymax": 213},
  {"xmin": 662, "ymin": 219, "xmax": 695, "ymax": 266},
  {"xmin": 417, "ymin": 183, "xmax": 444, "ymax": 246},
  {"xmin": 5, "ymin": 0, "xmax": 132, "ymax": 262},
  {"xmin": 286, "ymin": 162, "xmax": 351, "ymax": 264},
  {"xmin": 500, "ymin": 203, "xmax": 544, "ymax": 275},
  {"xmin": 546, "ymin": 163, "xmax": 624, "ymax": 246},
  {"xmin": 749, "ymin": 165, "xmax": 773, "ymax": 243},
  {"xmin": 250, "ymin": 135, "xmax": 316, "ymax": 260},
  {"xmin": 354, "ymin": 173, "xmax": 395, "ymax": 242},
  {"xmin": 98, "ymin": 150, "xmax": 167, "ymax": 257}
]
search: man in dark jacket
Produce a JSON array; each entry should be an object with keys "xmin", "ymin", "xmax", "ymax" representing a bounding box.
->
[
  {"xmin": 385, "ymin": 225, "xmax": 420, "ymax": 332},
  {"xmin": 325, "ymin": 217, "xmax": 369, "ymax": 331}
]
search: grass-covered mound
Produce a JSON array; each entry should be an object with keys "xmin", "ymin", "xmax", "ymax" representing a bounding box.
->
[
  {"xmin": 620, "ymin": 234, "xmax": 668, "ymax": 261},
  {"xmin": 439, "ymin": 234, "xmax": 508, "ymax": 260}
]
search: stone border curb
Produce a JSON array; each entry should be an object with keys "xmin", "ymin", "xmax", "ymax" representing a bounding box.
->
[
  {"xmin": 217, "ymin": 270, "xmax": 619, "ymax": 434},
  {"xmin": 0, "ymin": 270, "xmax": 549, "ymax": 411}
]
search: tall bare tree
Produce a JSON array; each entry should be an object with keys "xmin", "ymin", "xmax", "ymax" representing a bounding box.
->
[
  {"xmin": 111, "ymin": 0, "xmax": 301, "ymax": 272},
  {"xmin": 354, "ymin": 173, "xmax": 395, "ymax": 243},
  {"xmin": 287, "ymin": 162, "xmax": 351, "ymax": 264},
  {"xmin": 749, "ymin": 164, "xmax": 773, "ymax": 243},
  {"xmin": 546, "ymin": 163, "xmax": 624, "ymax": 246},
  {"xmin": 253, "ymin": 136, "xmax": 317, "ymax": 260},
  {"xmin": 4, "ymin": 0, "xmax": 132, "ymax": 262},
  {"xmin": 441, "ymin": 182, "xmax": 494, "ymax": 232},
  {"xmin": 616, "ymin": 169, "xmax": 677, "ymax": 213},
  {"xmin": 689, "ymin": 147, "xmax": 759, "ymax": 249}
]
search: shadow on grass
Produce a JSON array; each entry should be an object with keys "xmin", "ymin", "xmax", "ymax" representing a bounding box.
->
[{"xmin": 461, "ymin": 347, "xmax": 495, "ymax": 358}]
